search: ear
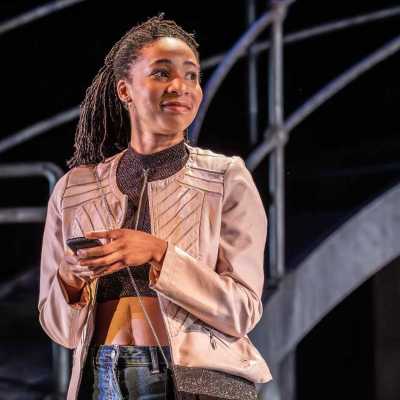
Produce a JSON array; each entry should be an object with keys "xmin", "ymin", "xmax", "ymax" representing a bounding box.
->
[{"xmin": 116, "ymin": 79, "xmax": 131, "ymax": 103}]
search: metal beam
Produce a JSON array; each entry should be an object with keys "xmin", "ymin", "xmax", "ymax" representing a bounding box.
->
[
  {"xmin": 0, "ymin": 108, "xmax": 79, "ymax": 155},
  {"xmin": 188, "ymin": 7, "xmax": 281, "ymax": 144},
  {"xmin": 0, "ymin": 207, "xmax": 46, "ymax": 224},
  {"xmin": 0, "ymin": 0, "xmax": 87, "ymax": 36},
  {"xmin": 250, "ymin": 183, "xmax": 400, "ymax": 367},
  {"xmin": 201, "ymin": 6, "xmax": 400, "ymax": 70},
  {"xmin": 246, "ymin": 33, "xmax": 400, "ymax": 171},
  {"xmin": 267, "ymin": 0, "xmax": 287, "ymax": 283},
  {"xmin": 247, "ymin": 0, "xmax": 259, "ymax": 146},
  {"xmin": 0, "ymin": 162, "xmax": 64, "ymax": 192},
  {"xmin": 1, "ymin": 6, "xmax": 398, "ymax": 154}
]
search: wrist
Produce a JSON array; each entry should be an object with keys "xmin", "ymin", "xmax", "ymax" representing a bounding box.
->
[
  {"xmin": 57, "ymin": 270, "xmax": 86, "ymax": 304},
  {"xmin": 151, "ymin": 238, "xmax": 168, "ymax": 270},
  {"xmin": 58, "ymin": 266, "xmax": 85, "ymax": 291}
]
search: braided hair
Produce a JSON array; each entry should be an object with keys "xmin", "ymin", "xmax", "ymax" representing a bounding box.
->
[{"xmin": 67, "ymin": 14, "xmax": 199, "ymax": 169}]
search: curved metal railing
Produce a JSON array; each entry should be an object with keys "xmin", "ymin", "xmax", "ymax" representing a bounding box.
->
[
  {"xmin": 187, "ymin": 6, "xmax": 283, "ymax": 144},
  {"xmin": 0, "ymin": 107, "xmax": 79, "ymax": 154},
  {"xmin": 0, "ymin": 0, "xmax": 87, "ymax": 36},
  {"xmin": 0, "ymin": 0, "xmax": 399, "ymax": 284},
  {"xmin": 201, "ymin": 5, "xmax": 400, "ymax": 69},
  {"xmin": 1, "ymin": 3, "xmax": 399, "ymax": 398},
  {"xmin": 0, "ymin": 162, "xmax": 63, "ymax": 223},
  {"xmin": 1, "ymin": 5, "xmax": 399, "ymax": 155},
  {"xmin": 246, "ymin": 33, "xmax": 400, "ymax": 171}
]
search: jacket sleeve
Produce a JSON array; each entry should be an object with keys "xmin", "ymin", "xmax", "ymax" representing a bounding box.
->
[
  {"xmin": 38, "ymin": 171, "xmax": 91, "ymax": 349},
  {"xmin": 149, "ymin": 156, "xmax": 267, "ymax": 338}
]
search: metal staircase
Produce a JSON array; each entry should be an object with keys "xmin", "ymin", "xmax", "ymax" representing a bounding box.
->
[{"xmin": 0, "ymin": 1, "xmax": 399, "ymax": 398}]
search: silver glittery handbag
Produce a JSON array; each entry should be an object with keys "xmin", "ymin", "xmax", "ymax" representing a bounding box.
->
[
  {"xmin": 170, "ymin": 365, "xmax": 258, "ymax": 400},
  {"xmin": 94, "ymin": 165, "xmax": 258, "ymax": 400}
]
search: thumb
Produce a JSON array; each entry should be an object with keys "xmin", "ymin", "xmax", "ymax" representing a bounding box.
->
[{"xmin": 65, "ymin": 246, "xmax": 75, "ymax": 256}]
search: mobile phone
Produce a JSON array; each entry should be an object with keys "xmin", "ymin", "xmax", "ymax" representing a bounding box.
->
[{"xmin": 66, "ymin": 236, "xmax": 102, "ymax": 255}]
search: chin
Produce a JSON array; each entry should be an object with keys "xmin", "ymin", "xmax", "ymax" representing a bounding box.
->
[
  {"xmin": 160, "ymin": 114, "xmax": 194, "ymax": 130},
  {"xmin": 155, "ymin": 128, "xmax": 186, "ymax": 137},
  {"xmin": 158, "ymin": 122, "xmax": 190, "ymax": 135}
]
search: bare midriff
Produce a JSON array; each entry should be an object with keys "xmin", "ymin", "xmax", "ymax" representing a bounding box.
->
[{"xmin": 92, "ymin": 297, "xmax": 169, "ymax": 346}]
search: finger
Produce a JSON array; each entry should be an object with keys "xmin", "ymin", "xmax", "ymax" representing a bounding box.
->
[
  {"xmin": 89, "ymin": 264, "xmax": 110, "ymax": 278},
  {"xmin": 76, "ymin": 271, "xmax": 94, "ymax": 280},
  {"xmin": 70, "ymin": 267, "xmax": 94, "ymax": 282},
  {"xmin": 92, "ymin": 261, "xmax": 125, "ymax": 278},
  {"xmin": 70, "ymin": 265, "xmax": 93, "ymax": 276},
  {"xmin": 77, "ymin": 240, "xmax": 122, "ymax": 259},
  {"xmin": 78, "ymin": 261, "xmax": 125, "ymax": 280},
  {"xmin": 65, "ymin": 247, "xmax": 75, "ymax": 257},
  {"xmin": 79, "ymin": 252, "xmax": 123, "ymax": 269},
  {"xmin": 85, "ymin": 230, "xmax": 121, "ymax": 241},
  {"xmin": 64, "ymin": 253, "xmax": 80, "ymax": 265}
]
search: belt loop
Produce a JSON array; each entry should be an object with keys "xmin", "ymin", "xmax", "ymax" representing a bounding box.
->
[
  {"xmin": 149, "ymin": 346, "xmax": 160, "ymax": 374},
  {"xmin": 110, "ymin": 344, "xmax": 119, "ymax": 367}
]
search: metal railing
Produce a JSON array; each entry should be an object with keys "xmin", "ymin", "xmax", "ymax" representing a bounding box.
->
[
  {"xmin": 0, "ymin": 163, "xmax": 63, "ymax": 223},
  {"xmin": 201, "ymin": 5, "xmax": 400, "ymax": 69},
  {"xmin": 187, "ymin": 4, "xmax": 287, "ymax": 144},
  {"xmin": 0, "ymin": 0, "xmax": 398, "ymax": 309},
  {"xmin": 0, "ymin": 0, "xmax": 87, "ymax": 36},
  {"xmin": 0, "ymin": 107, "xmax": 80, "ymax": 154},
  {"xmin": 189, "ymin": 1, "xmax": 400, "ymax": 284},
  {"xmin": 1, "ymin": 1, "xmax": 399, "ymax": 398},
  {"xmin": 0, "ymin": 162, "xmax": 67, "ymax": 399},
  {"xmin": 1, "ymin": 5, "xmax": 400, "ymax": 155}
]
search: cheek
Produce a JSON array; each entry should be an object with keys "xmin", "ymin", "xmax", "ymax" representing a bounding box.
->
[
  {"xmin": 147, "ymin": 86, "xmax": 162, "ymax": 106},
  {"xmin": 131, "ymin": 79, "xmax": 160, "ymax": 111},
  {"xmin": 137, "ymin": 89, "xmax": 156, "ymax": 111},
  {"xmin": 193, "ymin": 87, "xmax": 203, "ymax": 111}
]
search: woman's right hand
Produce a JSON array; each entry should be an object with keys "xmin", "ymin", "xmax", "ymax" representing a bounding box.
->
[{"xmin": 58, "ymin": 250, "xmax": 92, "ymax": 291}]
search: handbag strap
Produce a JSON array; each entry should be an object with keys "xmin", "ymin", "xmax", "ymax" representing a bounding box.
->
[{"xmin": 93, "ymin": 165, "xmax": 170, "ymax": 369}]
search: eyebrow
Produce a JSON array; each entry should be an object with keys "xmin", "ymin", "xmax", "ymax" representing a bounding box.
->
[{"xmin": 150, "ymin": 58, "xmax": 200, "ymax": 70}]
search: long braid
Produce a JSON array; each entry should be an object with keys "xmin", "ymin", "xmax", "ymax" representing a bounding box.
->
[{"xmin": 67, "ymin": 14, "xmax": 199, "ymax": 169}]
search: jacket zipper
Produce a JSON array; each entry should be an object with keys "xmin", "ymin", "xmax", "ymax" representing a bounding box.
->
[
  {"xmin": 134, "ymin": 168, "xmax": 149, "ymax": 230},
  {"xmin": 77, "ymin": 167, "xmax": 175, "ymax": 399},
  {"xmin": 134, "ymin": 168, "xmax": 175, "ymax": 369},
  {"xmin": 145, "ymin": 178, "xmax": 177, "ymax": 370},
  {"xmin": 202, "ymin": 326, "xmax": 228, "ymax": 350},
  {"xmin": 202, "ymin": 325, "xmax": 248, "ymax": 364}
]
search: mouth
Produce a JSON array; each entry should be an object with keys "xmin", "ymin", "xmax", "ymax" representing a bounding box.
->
[{"xmin": 160, "ymin": 101, "xmax": 192, "ymax": 113}]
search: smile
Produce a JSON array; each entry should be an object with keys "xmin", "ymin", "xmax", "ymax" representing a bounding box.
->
[{"xmin": 161, "ymin": 101, "xmax": 192, "ymax": 113}]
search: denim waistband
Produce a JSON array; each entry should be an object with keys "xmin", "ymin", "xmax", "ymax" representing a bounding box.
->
[{"xmin": 88, "ymin": 344, "xmax": 171, "ymax": 368}]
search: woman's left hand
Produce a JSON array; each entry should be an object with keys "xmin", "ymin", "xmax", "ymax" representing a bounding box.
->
[{"xmin": 76, "ymin": 229, "xmax": 167, "ymax": 278}]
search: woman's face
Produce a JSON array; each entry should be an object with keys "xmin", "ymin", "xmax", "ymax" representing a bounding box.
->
[{"xmin": 117, "ymin": 37, "xmax": 203, "ymax": 137}]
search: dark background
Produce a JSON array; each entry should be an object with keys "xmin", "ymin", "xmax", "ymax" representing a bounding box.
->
[{"xmin": 0, "ymin": 1, "xmax": 399, "ymax": 399}]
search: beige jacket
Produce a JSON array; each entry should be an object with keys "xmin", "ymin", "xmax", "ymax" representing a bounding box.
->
[{"xmin": 38, "ymin": 144, "xmax": 272, "ymax": 399}]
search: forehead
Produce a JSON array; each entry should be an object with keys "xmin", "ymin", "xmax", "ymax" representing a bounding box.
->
[{"xmin": 137, "ymin": 37, "xmax": 199, "ymax": 67}]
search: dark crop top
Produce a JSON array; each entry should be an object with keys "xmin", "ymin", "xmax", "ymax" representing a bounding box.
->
[{"xmin": 96, "ymin": 140, "xmax": 189, "ymax": 303}]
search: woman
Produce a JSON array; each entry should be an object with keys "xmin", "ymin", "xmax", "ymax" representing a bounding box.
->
[{"xmin": 38, "ymin": 15, "xmax": 272, "ymax": 400}]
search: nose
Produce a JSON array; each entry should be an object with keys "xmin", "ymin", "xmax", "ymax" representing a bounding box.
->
[{"xmin": 166, "ymin": 77, "xmax": 188, "ymax": 95}]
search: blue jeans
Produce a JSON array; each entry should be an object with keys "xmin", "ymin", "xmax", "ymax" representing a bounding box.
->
[{"xmin": 78, "ymin": 344, "xmax": 172, "ymax": 400}]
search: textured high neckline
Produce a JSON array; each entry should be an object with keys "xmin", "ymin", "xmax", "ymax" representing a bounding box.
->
[
  {"xmin": 124, "ymin": 140, "xmax": 188, "ymax": 172},
  {"xmin": 116, "ymin": 140, "xmax": 188, "ymax": 203}
]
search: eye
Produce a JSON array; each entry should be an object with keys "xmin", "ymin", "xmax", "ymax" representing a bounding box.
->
[
  {"xmin": 186, "ymin": 71, "xmax": 199, "ymax": 81},
  {"xmin": 152, "ymin": 68, "xmax": 170, "ymax": 79}
]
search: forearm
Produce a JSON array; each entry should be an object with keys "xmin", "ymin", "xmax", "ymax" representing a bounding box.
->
[
  {"xmin": 39, "ymin": 271, "xmax": 89, "ymax": 349},
  {"xmin": 39, "ymin": 170, "xmax": 92, "ymax": 348},
  {"xmin": 150, "ymin": 244, "xmax": 263, "ymax": 338}
]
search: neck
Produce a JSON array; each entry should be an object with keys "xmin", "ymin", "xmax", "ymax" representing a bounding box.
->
[{"xmin": 130, "ymin": 126, "xmax": 185, "ymax": 155}]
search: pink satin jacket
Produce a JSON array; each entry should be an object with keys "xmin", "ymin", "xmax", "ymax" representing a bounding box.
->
[{"xmin": 38, "ymin": 144, "xmax": 272, "ymax": 399}]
